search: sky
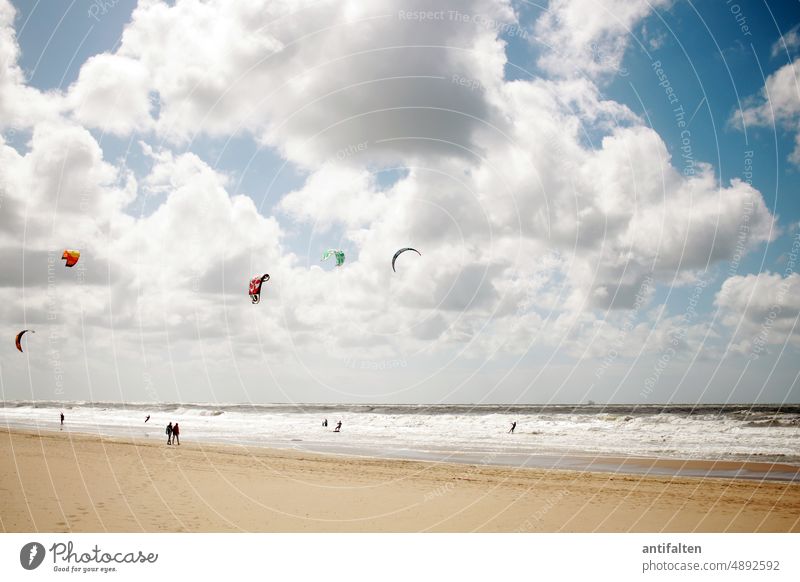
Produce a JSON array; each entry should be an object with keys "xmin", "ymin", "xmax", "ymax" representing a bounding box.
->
[{"xmin": 1, "ymin": 0, "xmax": 799, "ymax": 405}]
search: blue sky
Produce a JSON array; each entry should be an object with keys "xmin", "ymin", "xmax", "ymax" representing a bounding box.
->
[{"xmin": 2, "ymin": 0, "xmax": 799, "ymax": 404}]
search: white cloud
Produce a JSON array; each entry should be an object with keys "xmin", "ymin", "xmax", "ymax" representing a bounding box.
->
[
  {"xmin": 0, "ymin": 121, "xmax": 136, "ymax": 248},
  {"xmin": 67, "ymin": 54, "xmax": 155, "ymax": 136},
  {"xmin": 739, "ymin": 59, "xmax": 800, "ymax": 125},
  {"xmin": 103, "ymin": 0, "xmax": 514, "ymax": 168},
  {"xmin": 472, "ymin": 85, "xmax": 775, "ymax": 311},
  {"xmin": 534, "ymin": 0, "xmax": 671, "ymax": 79},
  {"xmin": 0, "ymin": 0, "xmax": 784, "ymax": 401},
  {"xmin": 716, "ymin": 272, "xmax": 800, "ymax": 355},
  {"xmin": 736, "ymin": 58, "xmax": 800, "ymax": 164},
  {"xmin": 279, "ymin": 164, "xmax": 390, "ymax": 230},
  {"xmin": 771, "ymin": 24, "xmax": 800, "ymax": 59}
]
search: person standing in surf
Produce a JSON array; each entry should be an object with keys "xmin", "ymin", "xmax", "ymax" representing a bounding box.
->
[{"xmin": 60, "ymin": 412, "xmax": 64, "ymax": 426}]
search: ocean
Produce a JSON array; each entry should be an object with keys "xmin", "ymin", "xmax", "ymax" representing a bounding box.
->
[{"xmin": 2, "ymin": 401, "xmax": 799, "ymax": 480}]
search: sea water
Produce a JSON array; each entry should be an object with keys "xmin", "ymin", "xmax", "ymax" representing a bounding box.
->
[{"xmin": 2, "ymin": 401, "xmax": 799, "ymax": 480}]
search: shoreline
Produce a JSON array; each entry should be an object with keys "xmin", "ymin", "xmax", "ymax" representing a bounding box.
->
[
  {"xmin": 4, "ymin": 422, "xmax": 799, "ymax": 482},
  {"xmin": 4, "ymin": 402, "xmax": 797, "ymax": 475},
  {"xmin": 2, "ymin": 427, "xmax": 799, "ymax": 532}
]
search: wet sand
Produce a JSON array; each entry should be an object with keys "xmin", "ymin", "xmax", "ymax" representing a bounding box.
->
[{"xmin": 2, "ymin": 428, "xmax": 798, "ymax": 532}]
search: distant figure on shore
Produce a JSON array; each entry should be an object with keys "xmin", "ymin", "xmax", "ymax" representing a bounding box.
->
[
  {"xmin": 509, "ymin": 421, "xmax": 516, "ymax": 434},
  {"xmin": 166, "ymin": 422, "xmax": 173, "ymax": 445},
  {"xmin": 60, "ymin": 412, "xmax": 64, "ymax": 426},
  {"xmin": 145, "ymin": 415, "xmax": 150, "ymax": 423},
  {"xmin": 334, "ymin": 421, "xmax": 342, "ymax": 433},
  {"xmin": 173, "ymin": 422, "xmax": 180, "ymax": 445},
  {"xmin": 322, "ymin": 419, "xmax": 328, "ymax": 427}
]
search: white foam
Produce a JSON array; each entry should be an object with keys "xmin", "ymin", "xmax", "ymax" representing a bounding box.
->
[{"xmin": 2, "ymin": 404, "xmax": 798, "ymax": 464}]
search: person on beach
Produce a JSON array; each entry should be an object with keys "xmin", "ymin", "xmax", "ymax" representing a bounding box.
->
[
  {"xmin": 334, "ymin": 421, "xmax": 342, "ymax": 433},
  {"xmin": 509, "ymin": 421, "xmax": 516, "ymax": 434},
  {"xmin": 323, "ymin": 419, "xmax": 328, "ymax": 427},
  {"xmin": 60, "ymin": 412, "xmax": 64, "ymax": 426},
  {"xmin": 173, "ymin": 422, "xmax": 180, "ymax": 445},
  {"xmin": 166, "ymin": 422, "xmax": 173, "ymax": 445}
]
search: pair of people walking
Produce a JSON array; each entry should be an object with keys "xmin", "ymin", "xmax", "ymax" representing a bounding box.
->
[{"xmin": 166, "ymin": 421, "xmax": 180, "ymax": 445}]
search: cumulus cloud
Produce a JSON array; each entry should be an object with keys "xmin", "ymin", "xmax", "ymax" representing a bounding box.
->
[
  {"xmin": 771, "ymin": 24, "xmax": 800, "ymax": 59},
  {"xmin": 716, "ymin": 272, "xmax": 800, "ymax": 356},
  {"xmin": 67, "ymin": 54, "xmax": 155, "ymax": 136},
  {"xmin": 78, "ymin": 0, "xmax": 773, "ymax": 344},
  {"xmin": 0, "ymin": 0, "xmax": 783, "ymax": 401},
  {"xmin": 471, "ymin": 87, "xmax": 775, "ymax": 311},
  {"xmin": 0, "ymin": 121, "xmax": 136, "ymax": 248},
  {"xmin": 736, "ymin": 58, "xmax": 800, "ymax": 165},
  {"xmin": 738, "ymin": 59, "xmax": 800, "ymax": 125},
  {"xmin": 534, "ymin": 0, "xmax": 671, "ymax": 79},
  {"xmin": 98, "ymin": 0, "xmax": 515, "ymax": 168}
]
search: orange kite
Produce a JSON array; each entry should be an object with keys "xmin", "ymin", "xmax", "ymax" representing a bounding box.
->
[{"xmin": 62, "ymin": 250, "xmax": 80, "ymax": 267}]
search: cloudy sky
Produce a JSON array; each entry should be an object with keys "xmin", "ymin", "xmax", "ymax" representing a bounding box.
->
[{"xmin": 1, "ymin": 0, "xmax": 799, "ymax": 405}]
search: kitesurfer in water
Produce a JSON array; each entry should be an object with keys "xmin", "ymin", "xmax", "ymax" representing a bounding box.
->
[
  {"xmin": 334, "ymin": 421, "xmax": 342, "ymax": 433},
  {"xmin": 145, "ymin": 415, "xmax": 150, "ymax": 423},
  {"xmin": 509, "ymin": 421, "xmax": 516, "ymax": 434},
  {"xmin": 322, "ymin": 419, "xmax": 328, "ymax": 427}
]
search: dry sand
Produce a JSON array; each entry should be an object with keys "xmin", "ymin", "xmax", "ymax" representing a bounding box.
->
[{"xmin": 2, "ymin": 428, "xmax": 798, "ymax": 532}]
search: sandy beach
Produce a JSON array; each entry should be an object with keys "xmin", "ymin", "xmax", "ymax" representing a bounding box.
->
[{"xmin": 1, "ymin": 428, "xmax": 798, "ymax": 533}]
